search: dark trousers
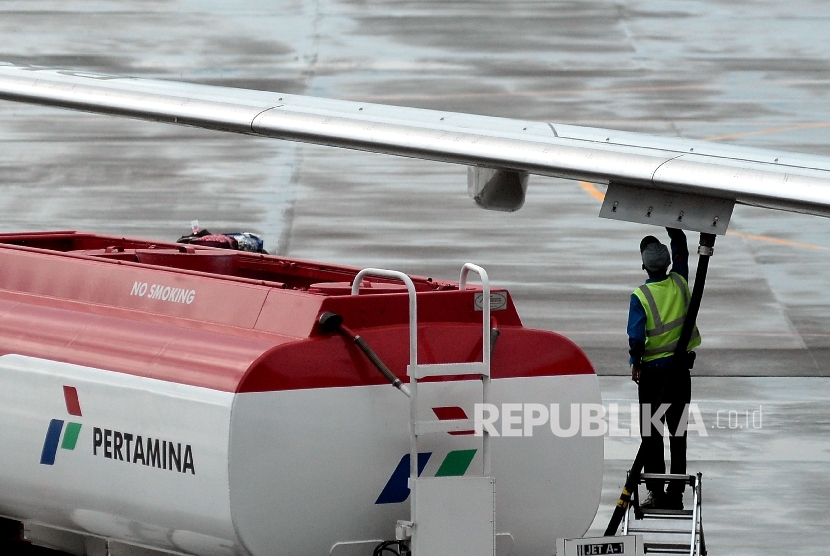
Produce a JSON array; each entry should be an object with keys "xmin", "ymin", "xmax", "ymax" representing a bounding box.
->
[{"xmin": 638, "ymin": 365, "xmax": 691, "ymax": 494}]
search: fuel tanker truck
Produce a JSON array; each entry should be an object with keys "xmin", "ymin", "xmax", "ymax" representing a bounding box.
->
[{"xmin": 0, "ymin": 231, "xmax": 602, "ymax": 556}]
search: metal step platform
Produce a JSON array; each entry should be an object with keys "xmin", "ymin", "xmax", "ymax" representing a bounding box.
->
[{"xmin": 622, "ymin": 473, "xmax": 707, "ymax": 556}]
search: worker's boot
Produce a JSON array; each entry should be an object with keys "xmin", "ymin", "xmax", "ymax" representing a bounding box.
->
[
  {"xmin": 640, "ymin": 490, "xmax": 664, "ymax": 509},
  {"xmin": 663, "ymin": 492, "xmax": 684, "ymax": 510}
]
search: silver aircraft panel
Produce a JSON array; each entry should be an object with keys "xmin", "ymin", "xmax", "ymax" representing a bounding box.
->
[
  {"xmin": 251, "ymin": 106, "xmax": 675, "ymax": 184},
  {"xmin": 3, "ymin": 62, "xmax": 830, "ymax": 219},
  {"xmin": 0, "ymin": 65, "xmax": 270, "ymax": 133},
  {"xmin": 555, "ymin": 123, "xmax": 830, "ymax": 172}
]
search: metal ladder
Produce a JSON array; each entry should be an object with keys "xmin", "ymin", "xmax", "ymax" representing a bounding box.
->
[
  {"xmin": 352, "ymin": 263, "xmax": 495, "ymax": 556},
  {"xmin": 622, "ymin": 473, "xmax": 707, "ymax": 556}
]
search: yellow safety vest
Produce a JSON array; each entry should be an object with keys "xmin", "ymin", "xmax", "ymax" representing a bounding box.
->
[{"xmin": 633, "ymin": 272, "xmax": 701, "ymax": 362}]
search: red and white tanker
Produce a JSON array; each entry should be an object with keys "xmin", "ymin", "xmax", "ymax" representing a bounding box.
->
[
  {"xmin": 0, "ymin": 231, "xmax": 602, "ymax": 556},
  {"xmin": 4, "ymin": 61, "xmax": 830, "ymax": 556}
]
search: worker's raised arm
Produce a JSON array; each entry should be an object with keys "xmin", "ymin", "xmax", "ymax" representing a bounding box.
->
[{"xmin": 667, "ymin": 228, "xmax": 689, "ymax": 281}]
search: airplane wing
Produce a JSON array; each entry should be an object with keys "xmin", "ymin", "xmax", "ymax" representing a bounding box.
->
[{"xmin": 1, "ymin": 62, "xmax": 830, "ymax": 232}]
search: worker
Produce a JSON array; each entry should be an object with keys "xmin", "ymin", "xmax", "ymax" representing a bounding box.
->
[{"xmin": 628, "ymin": 227, "xmax": 700, "ymax": 510}]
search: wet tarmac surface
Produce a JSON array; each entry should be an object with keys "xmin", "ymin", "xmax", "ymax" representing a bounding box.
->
[
  {"xmin": 590, "ymin": 377, "xmax": 830, "ymax": 553},
  {"xmin": 2, "ymin": 0, "xmax": 830, "ymax": 554}
]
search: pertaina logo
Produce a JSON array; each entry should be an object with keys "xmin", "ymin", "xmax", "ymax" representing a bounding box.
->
[
  {"xmin": 375, "ymin": 406, "xmax": 477, "ymax": 504},
  {"xmin": 40, "ymin": 386, "xmax": 83, "ymax": 465}
]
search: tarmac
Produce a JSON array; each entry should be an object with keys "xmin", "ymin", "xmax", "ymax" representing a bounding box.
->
[{"xmin": 1, "ymin": 1, "xmax": 830, "ymax": 554}]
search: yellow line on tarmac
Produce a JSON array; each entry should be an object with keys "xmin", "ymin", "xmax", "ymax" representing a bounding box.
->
[
  {"xmin": 704, "ymin": 122, "xmax": 830, "ymax": 142},
  {"xmin": 725, "ymin": 231, "xmax": 830, "ymax": 251},
  {"xmin": 579, "ymin": 181, "xmax": 606, "ymax": 201},
  {"xmin": 577, "ymin": 182, "xmax": 830, "ymax": 251}
]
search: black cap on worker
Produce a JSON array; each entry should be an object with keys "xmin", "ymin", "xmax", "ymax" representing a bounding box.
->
[
  {"xmin": 640, "ymin": 235, "xmax": 660, "ymax": 253},
  {"xmin": 641, "ymin": 242, "xmax": 671, "ymax": 273}
]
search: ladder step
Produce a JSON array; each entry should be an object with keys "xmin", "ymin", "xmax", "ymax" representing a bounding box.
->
[
  {"xmin": 640, "ymin": 509, "xmax": 694, "ymax": 518},
  {"xmin": 627, "ymin": 526, "xmax": 692, "ymax": 535},
  {"xmin": 623, "ymin": 473, "xmax": 702, "ymax": 556},
  {"xmin": 629, "ymin": 518, "xmax": 694, "ymax": 530},
  {"xmin": 644, "ymin": 542, "xmax": 692, "ymax": 554},
  {"xmin": 414, "ymin": 419, "xmax": 475, "ymax": 435},
  {"xmin": 408, "ymin": 362, "xmax": 489, "ymax": 379},
  {"xmin": 631, "ymin": 531, "xmax": 693, "ymax": 542},
  {"xmin": 639, "ymin": 473, "xmax": 696, "ymax": 485}
]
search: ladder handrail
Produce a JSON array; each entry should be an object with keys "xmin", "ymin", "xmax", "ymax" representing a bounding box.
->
[
  {"xmin": 352, "ymin": 268, "xmax": 418, "ymax": 368},
  {"xmin": 689, "ymin": 474, "xmax": 700, "ymax": 556},
  {"xmin": 352, "ymin": 267, "xmax": 422, "ymax": 528},
  {"xmin": 459, "ymin": 263, "xmax": 491, "ymax": 370},
  {"xmin": 458, "ymin": 263, "xmax": 492, "ymax": 476}
]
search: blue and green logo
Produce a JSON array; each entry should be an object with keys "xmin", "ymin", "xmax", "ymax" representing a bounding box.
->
[
  {"xmin": 40, "ymin": 386, "xmax": 83, "ymax": 465},
  {"xmin": 375, "ymin": 406, "xmax": 477, "ymax": 504}
]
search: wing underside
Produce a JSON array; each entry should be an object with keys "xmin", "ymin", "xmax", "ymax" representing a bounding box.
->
[{"xmin": 1, "ymin": 62, "xmax": 830, "ymax": 225}]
